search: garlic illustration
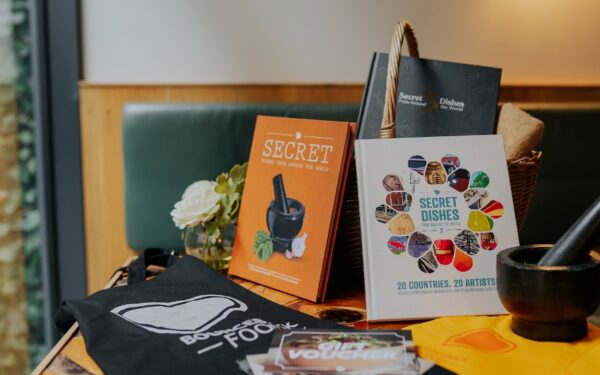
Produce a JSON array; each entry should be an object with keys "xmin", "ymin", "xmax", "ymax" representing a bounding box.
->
[{"xmin": 291, "ymin": 232, "xmax": 308, "ymax": 258}]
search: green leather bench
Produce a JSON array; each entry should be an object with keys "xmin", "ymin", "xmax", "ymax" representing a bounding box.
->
[
  {"xmin": 519, "ymin": 107, "xmax": 599, "ymax": 245},
  {"xmin": 122, "ymin": 103, "xmax": 599, "ymax": 250},
  {"xmin": 123, "ymin": 103, "xmax": 359, "ymax": 251}
]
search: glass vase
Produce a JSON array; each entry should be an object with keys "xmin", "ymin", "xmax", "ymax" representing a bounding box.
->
[{"xmin": 183, "ymin": 222, "xmax": 235, "ymax": 272}]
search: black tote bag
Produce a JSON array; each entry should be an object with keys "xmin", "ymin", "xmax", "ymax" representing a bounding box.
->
[{"xmin": 55, "ymin": 250, "xmax": 340, "ymax": 374}]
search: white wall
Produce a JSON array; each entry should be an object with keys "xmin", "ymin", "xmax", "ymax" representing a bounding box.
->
[{"xmin": 81, "ymin": 0, "xmax": 600, "ymax": 85}]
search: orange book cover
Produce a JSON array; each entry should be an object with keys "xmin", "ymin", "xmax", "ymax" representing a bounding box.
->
[{"xmin": 229, "ymin": 116, "xmax": 354, "ymax": 302}]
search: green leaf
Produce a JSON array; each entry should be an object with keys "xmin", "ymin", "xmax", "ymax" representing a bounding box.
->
[
  {"xmin": 230, "ymin": 163, "xmax": 247, "ymax": 185},
  {"xmin": 228, "ymin": 196, "xmax": 240, "ymax": 218},
  {"xmin": 205, "ymin": 220, "xmax": 221, "ymax": 245},
  {"xmin": 215, "ymin": 174, "xmax": 230, "ymax": 194},
  {"xmin": 208, "ymin": 227, "xmax": 221, "ymax": 245},
  {"xmin": 253, "ymin": 230, "xmax": 273, "ymax": 261},
  {"xmin": 205, "ymin": 162, "xmax": 248, "ymax": 237}
]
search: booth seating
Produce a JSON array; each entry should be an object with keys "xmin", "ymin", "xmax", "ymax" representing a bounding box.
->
[
  {"xmin": 123, "ymin": 103, "xmax": 359, "ymax": 251},
  {"xmin": 519, "ymin": 106, "xmax": 600, "ymax": 245},
  {"xmin": 122, "ymin": 103, "xmax": 600, "ymax": 251}
]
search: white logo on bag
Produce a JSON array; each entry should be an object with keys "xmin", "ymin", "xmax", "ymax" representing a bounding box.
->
[
  {"xmin": 111, "ymin": 294, "xmax": 300, "ymax": 356},
  {"xmin": 111, "ymin": 294, "xmax": 248, "ymax": 334}
]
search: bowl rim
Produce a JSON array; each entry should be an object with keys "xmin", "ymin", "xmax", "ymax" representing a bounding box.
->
[
  {"xmin": 497, "ymin": 244, "xmax": 600, "ymax": 272},
  {"xmin": 268, "ymin": 198, "xmax": 305, "ymax": 217}
]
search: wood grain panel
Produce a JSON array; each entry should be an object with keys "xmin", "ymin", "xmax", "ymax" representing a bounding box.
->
[
  {"xmin": 164, "ymin": 84, "xmax": 365, "ymax": 103},
  {"xmin": 80, "ymin": 86, "xmax": 165, "ymax": 293},
  {"xmin": 79, "ymin": 83, "xmax": 600, "ymax": 293},
  {"xmin": 499, "ymin": 85, "xmax": 600, "ymax": 103}
]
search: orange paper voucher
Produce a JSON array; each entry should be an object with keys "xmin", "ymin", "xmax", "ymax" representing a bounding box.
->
[{"xmin": 229, "ymin": 116, "xmax": 355, "ymax": 302}]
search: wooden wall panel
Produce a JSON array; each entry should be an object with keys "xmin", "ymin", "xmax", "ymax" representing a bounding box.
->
[
  {"xmin": 80, "ymin": 83, "xmax": 600, "ymax": 293},
  {"xmin": 499, "ymin": 85, "xmax": 600, "ymax": 103},
  {"xmin": 163, "ymin": 84, "xmax": 365, "ymax": 103},
  {"xmin": 81, "ymin": 86, "xmax": 165, "ymax": 293}
]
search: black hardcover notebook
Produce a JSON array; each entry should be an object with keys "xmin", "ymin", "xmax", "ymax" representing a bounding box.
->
[{"xmin": 357, "ymin": 53, "xmax": 501, "ymax": 139}]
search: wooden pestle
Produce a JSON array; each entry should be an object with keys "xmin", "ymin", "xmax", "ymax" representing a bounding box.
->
[
  {"xmin": 272, "ymin": 174, "xmax": 289, "ymax": 214},
  {"xmin": 538, "ymin": 196, "xmax": 600, "ymax": 266}
]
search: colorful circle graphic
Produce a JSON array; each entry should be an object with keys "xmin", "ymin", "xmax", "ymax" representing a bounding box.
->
[{"xmin": 375, "ymin": 154, "xmax": 504, "ymax": 273}]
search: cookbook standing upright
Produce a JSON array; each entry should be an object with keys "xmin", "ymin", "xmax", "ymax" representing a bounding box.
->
[{"xmin": 355, "ymin": 21, "xmax": 519, "ymax": 321}]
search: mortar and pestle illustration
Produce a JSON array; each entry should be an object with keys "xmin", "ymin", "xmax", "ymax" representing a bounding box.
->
[
  {"xmin": 497, "ymin": 197, "xmax": 600, "ymax": 341},
  {"xmin": 267, "ymin": 174, "xmax": 305, "ymax": 252}
]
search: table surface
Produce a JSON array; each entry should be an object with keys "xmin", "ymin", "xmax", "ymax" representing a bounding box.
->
[{"xmin": 33, "ymin": 257, "xmax": 422, "ymax": 375}]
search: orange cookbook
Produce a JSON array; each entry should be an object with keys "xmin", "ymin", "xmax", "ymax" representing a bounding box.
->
[{"xmin": 229, "ymin": 116, "xmax": 355, "ymax": 302}]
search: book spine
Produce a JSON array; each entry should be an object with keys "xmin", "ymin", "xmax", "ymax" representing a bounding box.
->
[
  {"xmin": 318, "ymin": 124, "xmax": 356, "ymax": 302},
  {"xmin": 354, "ymin": 141, "xmax": 376, "ymax": 319},
  {"xmin": 356, "ymin": 53, "xmax": 377, "ymax": 138}
]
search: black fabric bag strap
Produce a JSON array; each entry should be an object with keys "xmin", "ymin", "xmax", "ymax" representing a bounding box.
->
[
  {"xmin": 55, "ymin": 248, "xmax": 179, "ymax": 335},
  {"xmin": 127, "ymin": 248, "xmax": 180, "ymax": 284},
  {"xmin": 55, "ymin": 301, "xmax": 76, "ymax": 334}
]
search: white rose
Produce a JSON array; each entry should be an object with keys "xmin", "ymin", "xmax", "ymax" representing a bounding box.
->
[{"xmin": 170, "ymin": 181, "xmax": 221, "ymax": 229}]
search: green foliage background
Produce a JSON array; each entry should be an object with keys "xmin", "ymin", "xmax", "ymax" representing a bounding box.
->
[{"xmin": 11, "ymin": 0, "xmax": 47, "ymax": 368}]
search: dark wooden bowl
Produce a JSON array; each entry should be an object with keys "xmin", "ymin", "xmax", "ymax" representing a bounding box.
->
[
  {"xmin": 267, "ymin": 198, "xmax": 305, "ymax": 252},
  {"xmin": 497, "ymin": 244, "xmax": 600, "ymax": 341}
]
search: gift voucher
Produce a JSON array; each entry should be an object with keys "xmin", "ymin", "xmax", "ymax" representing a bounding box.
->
[
  {"xmin": 229, "ymin": 116, "xmax": 355, "ymax": 302},
  {"xmin": 259, "ymin": 329, "xmax": 421, "ymax": 374},
  {"xmin": 355, "ymin": 135, "xmax": 519, "ymax": 320}
]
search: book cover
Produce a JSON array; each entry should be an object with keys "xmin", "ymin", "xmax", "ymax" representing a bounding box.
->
[
  {"xmin": 357, "ymin": 54, "xmax": 501, "ymax": 139},
  {"xmin": 229, "ymin": 116, "xmax": 354, "ymax": 302},
  {"xmin": 355, "ymin": 135, "xmax": 519, "ymax": 320}
]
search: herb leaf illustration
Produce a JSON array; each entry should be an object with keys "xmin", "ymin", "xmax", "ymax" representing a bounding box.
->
[{"xmin": 253, "ymin": 230, "xmax": 273, "ymax": 261}]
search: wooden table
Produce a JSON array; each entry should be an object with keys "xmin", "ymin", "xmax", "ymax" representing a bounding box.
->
[{"xmin": 33, "ymin": 257, "xmax": 421, "ymax": 375}]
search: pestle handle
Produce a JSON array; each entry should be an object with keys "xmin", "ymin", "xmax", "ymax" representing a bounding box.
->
[
  {"xmin": 538, "ymin": 196, "xmax": 600, "ymax": 266},
  {"xmin": 272, "ymin": 174, "xmax": 289, "ymax": 214}
]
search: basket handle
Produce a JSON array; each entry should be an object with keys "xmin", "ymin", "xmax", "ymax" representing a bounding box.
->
[{"xmin": 380, "ymin": 20, "xmax": 420, "ymax": 139}]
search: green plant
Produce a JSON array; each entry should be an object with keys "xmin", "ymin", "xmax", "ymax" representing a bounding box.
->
[
  {"xmin": 207, "ymin": 163, "xmax": 248, "ymax": 244},
  {"xmin": 171, "ymin": 163, "xmax": 248, "ymax": 247}
]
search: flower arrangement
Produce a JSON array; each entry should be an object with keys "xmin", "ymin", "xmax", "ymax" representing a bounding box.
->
[{"xmin": 171, "ymin": 163, "xmax": 248, "ymax": 246}]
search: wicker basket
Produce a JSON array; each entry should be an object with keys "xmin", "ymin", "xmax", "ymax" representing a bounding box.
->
[
  {"xmin": 331, "ymin": 21, "xmax": 543, "ymax": 281},
  {"xmin": 507, "ymin": 150, "xmax": 542, "ymax": 231}
]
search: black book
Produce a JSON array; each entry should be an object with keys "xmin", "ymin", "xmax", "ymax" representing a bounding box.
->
[{"xmin": 357, "ymin": 53, "xmax": 501, "ymax": 139}]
